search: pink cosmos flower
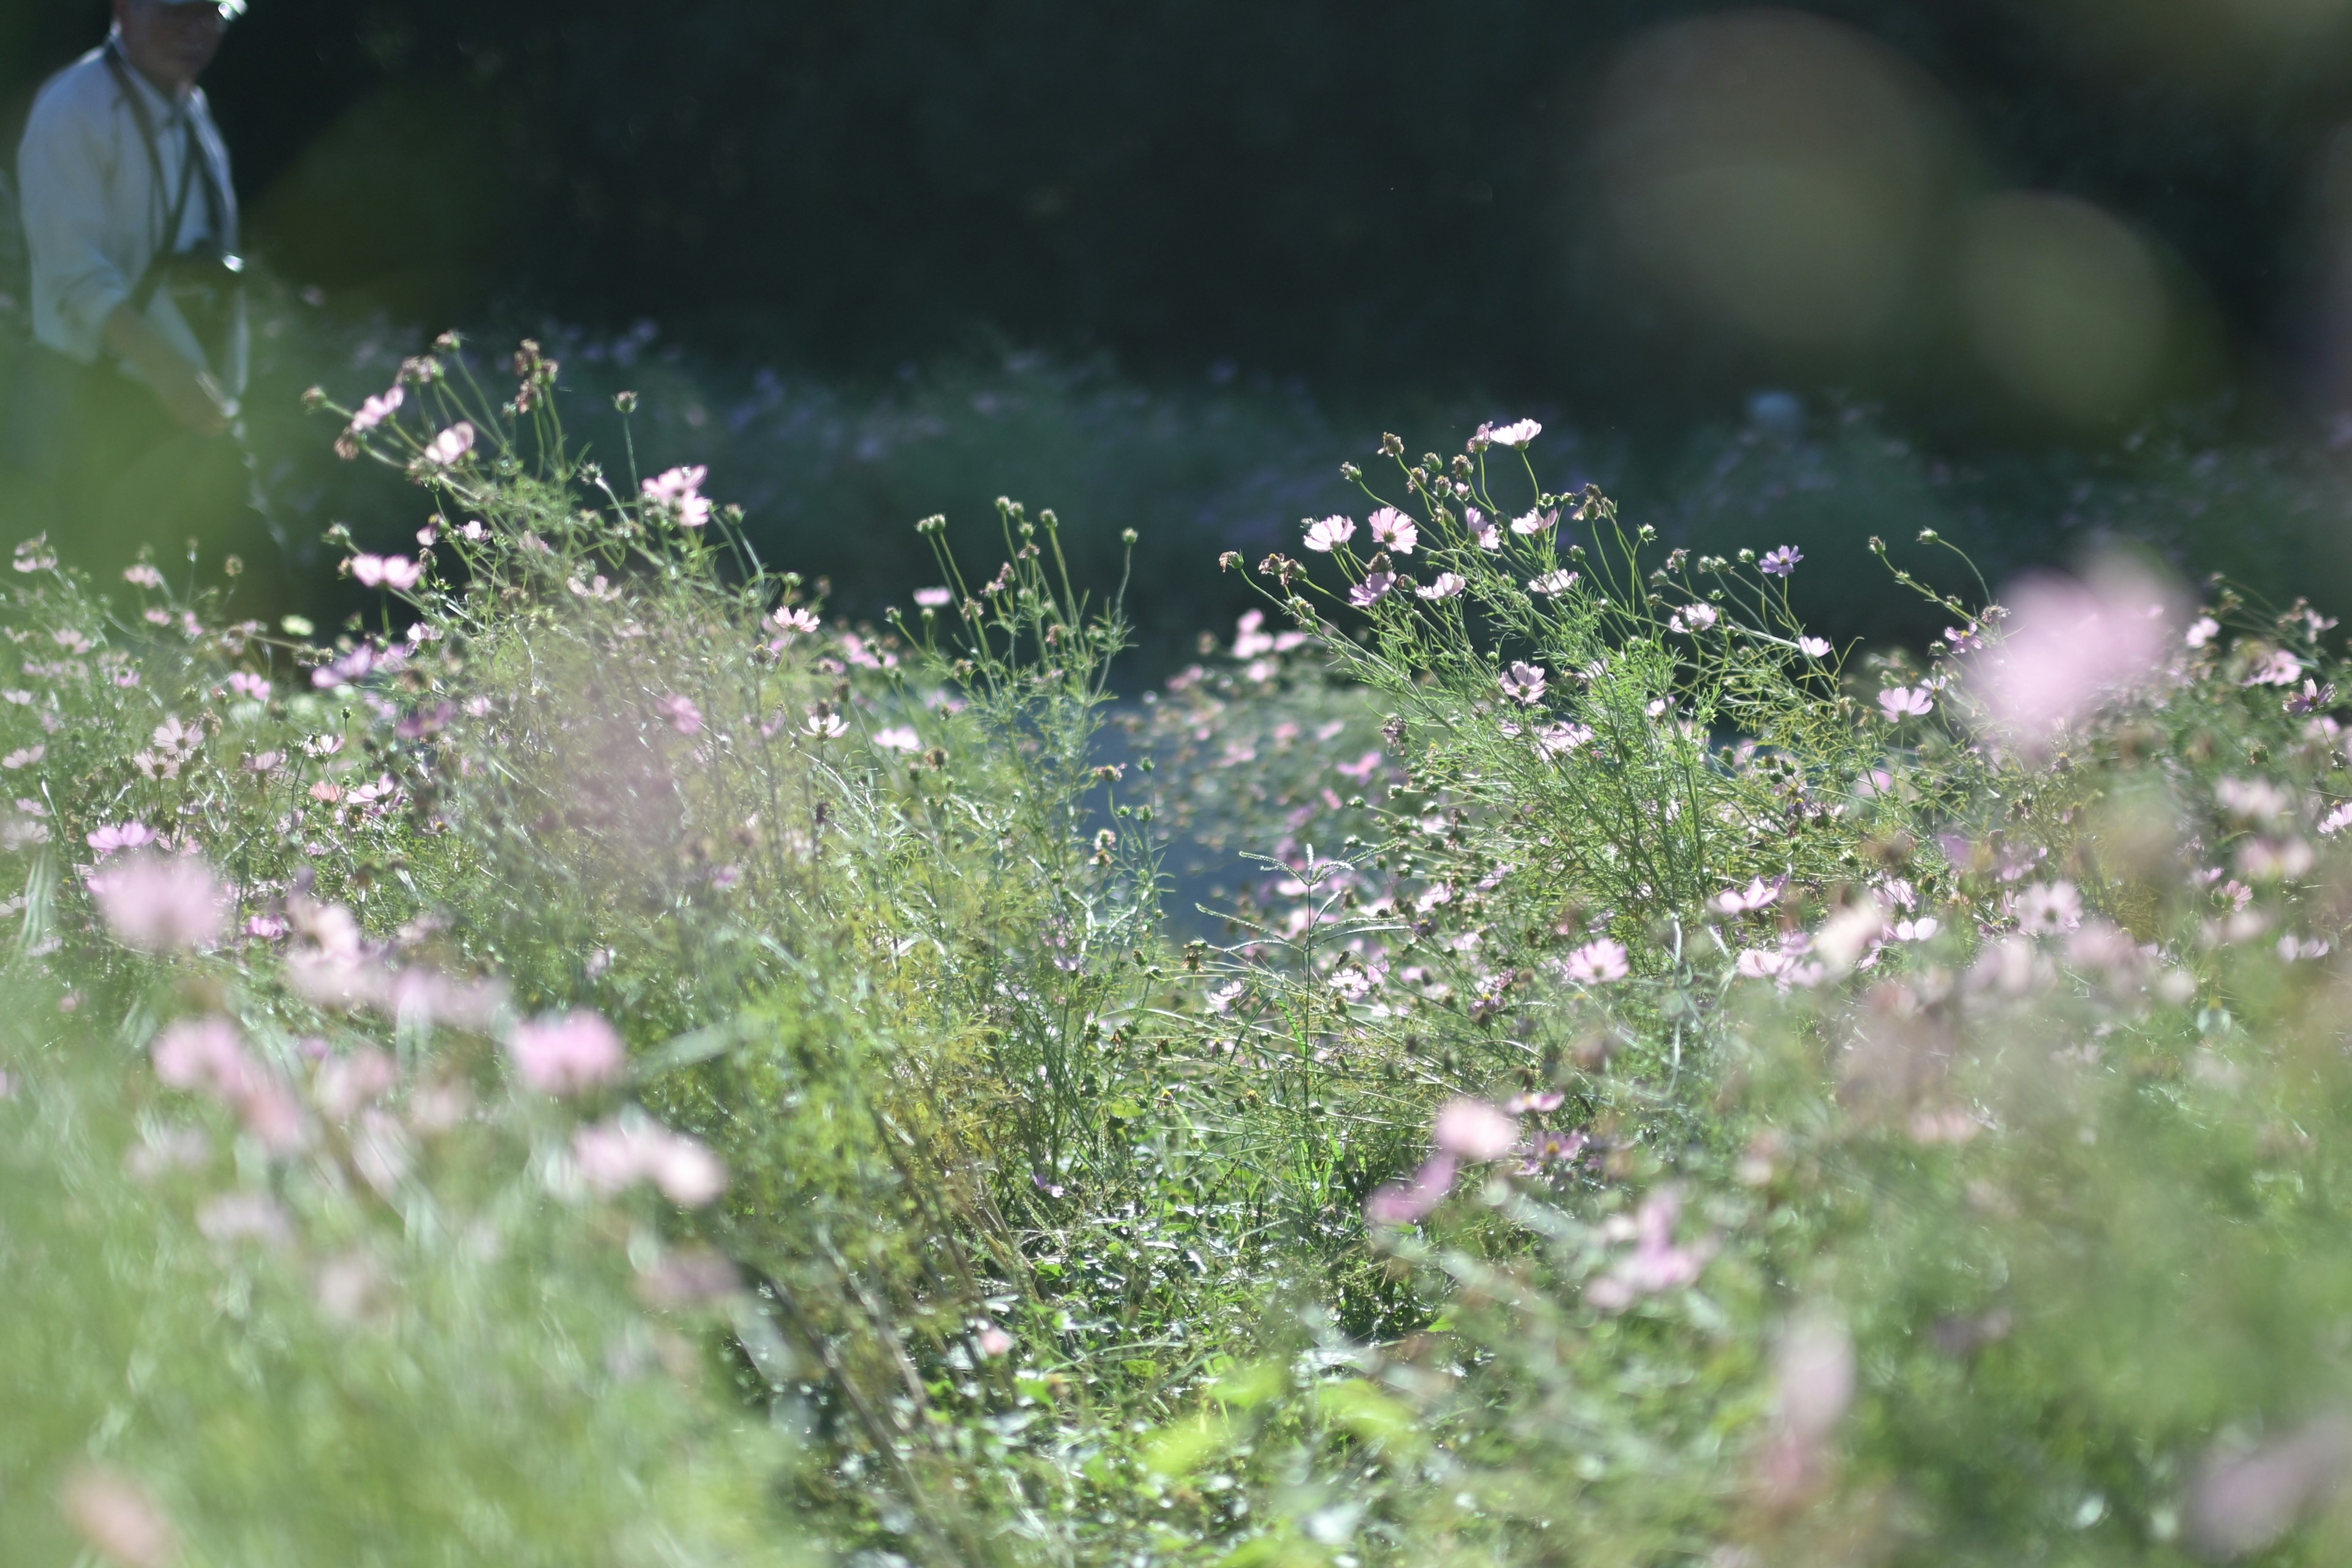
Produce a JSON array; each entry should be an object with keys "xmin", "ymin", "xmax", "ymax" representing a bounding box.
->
[
  {"xmin": 975, "ymin": 1324, "xmax": 1016, "ymax": 1357},
  {"xmin": 59, "ymin": 1467, "xmax": 178, "ymax": 1568},
  {"xmin": 913, "ymin": 587, "xmax": 954, "ymax": 608},
  {"xmin": 1368, "ymin": 506, "xmax": 1419, "ymax": 554},
  {"xmin": 766, "ymin": 606, "xmax": 821, "ymax": 643},
  {"xmin": 1467, "ymin": 511, "xmax": 1502, "ymax": 551},
  {"xmin": 1878, "ymin": 685, "xmax": 1933, "ymax": 720},
  {"xmin": 1797, "ymin": 636, "xmax": 1833, "ymax": 659},
  {"xmin": 1564, "ymin": 936, "xmax": 1630, "ymax": 983},
  {"xmin": 86, "ymin": 821, "xmax": 156, "ymax": 858},
  {"xmin": 1760, "ymin": 545, "xmax": 1803, "ymax": 577},
  {"xmin": 152, "ymin": 1016, "xmax": 257, "ymax": 1100},
  {"xmin": 123, "ymin": 563, "xmax": 165, "ymax": 589},
  {"xmin": 1, "ymin": 745, "xmax": 41, "ymax": 769},
  {"xmin": 1970, "ymin": 562, "xmax": 2177, "ymax": 745},
  {"xmin": 421, "ymin": 421, "xmax": 475, "ymax": 465},
  {"xmin": 1365, "ymin": 1153, "xmax": 1460, "ymax": 1225},
  {"xmin": 1303, "ymin": 514, "xmax": 1356, "ymax": 553},
  {"xmin": 642, "ymin": 465, "xmax": 715, "ymax": 527},
  {"xmin": 661, "ymin": 693, "xmax": 704, "ymax": 734},
  {"xmin": 1510, "ymin": 508, "xmax": 1557, "ymax": 537},
  {"xmin": 1479, "ymin": 418, "xmax": 1543, "ymax": 448},
  {"xmin": 1417, "ymin": 572, "xmax": 1466, "ymax": 600},
  {"xmin": 89, "ymin": 853, "xmax": 228, "ymax": 952},
  {"xmin": 572, "ymin": 1114, "xmax": 728, "ymax": 1205},
  {"xmin": 2244, "ymin": 648, "xmax": 2305, "ymax": 687},
  {"xmin": 1586, "ymin": 1187, "xmax": 1716, "ymax": 1310},
  {"xmin": 2013, "ymin": 880, "xmax": 2083, "ymax": 936},
  {"xmin": 1434, "ymin": 1098, "xmax": 1520, "ymax": 1161},
  {"xmin": 1348, "ymin": 571, "xmax": 1396, "ymax": 608},
  {"xmin": 1528, "ymin": 570, "xmax": 1577, "ymax": 595},
  {"xmin": 1714, "ymin": 878, "xmax": 1781, "ymax": 916},
  {"xmin": 2184, "ymin": 1414, "xmax": 2352, "ymax": 1560},
  {"xmin": 803, "ymin": 709, "xmax": 849, "ymax": 739},
  {"xmin": 348, "ymin": 553, "xmax": 423, "ymax": 590},
  {"xmin": 1500, "ymin": 662, "xmax": 1548, "ymax": 705},
  {"xmin": 2186, "ymin": 615, "xmax": 2221, "ymax": 648},
  {"xmin": 347, "ymin": 385, "xmax": 404, "ymax": 434},
  {"xmin": 1670, "ymin": 603, "xmax": 1719, "ymax": 634},
  {"xmin": 873, "ymin": 725, "xmax": 922, "ymax": 753},
  {"xmin": 225, "ymin": 671, "xmax": 270, "ymax": 701},
  {"xmin": 1537, "ymin": 721, "xmax": 1594, "ymax": 756},
  {"xmin": 508, "ymin": 1011, "xmax": 627, "ymax": 1095}
]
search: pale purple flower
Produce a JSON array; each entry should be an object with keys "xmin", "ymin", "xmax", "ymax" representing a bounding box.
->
[
  {"xmin": 1368, "ymin": 507, "xmax": 1418, "ymax": 554},
  {"xmin": 1798, "ymin": 636, "xmax": 1833, "ymax": 658},
  {"xmin": 1433, "ymin": 1098, "xmax": 1520, "ymax": 1161},
  {"xmin": 89, "ymin": 853, "xmax": 228, "ymax": 952},
  {"xmin": 2013, "ymin": 880, "xmax": 2083, "ymax": 936},
  {"xmin": 1417, "ymin": 572, "xmax": 1466, "ymax": 600},
  {"xmin": 1713, "ymin": 878, "xmax": 1781, "ymax": 916},
  {"xmin": 873, "ymin": 725, "xmax": 922, "ymax": 753},
  {"xmin": 1499, "ymin": 661, "xmax": 1548, "ymax": 706},
  {"xmin": 123, "ymin": 563, "xmax": 165, "ymax": 589},
  {"xmin": 661, "ymin": 693, "xmax": 704, "ymax": 734},
  {"xmin": 913, "ymin": 587, "xmax": 954, "ymax": 608},
  {"xmin": 348, "ymin": 385, "xmax": 404, "ymax": 434},
  {"xmin": 226, "ymin": 671, "xmax": 270, "ymax": 701},
  {"xmin": 2185, "ymin": 1415, "xmax": 2352, "ymax": 1560},
  {"xmin": 1878, "ymin": 685, "xmax": 1933, "ymax": 720},
  {"xmin": 1510, "ymin": 507, "xmax": 1557, "ymax": 537},
  {"xmin": 421, "ymin": 421, "xmax": 475, "ymax": 466},
  {"xmin": 1467, "ymin": 511, "xmax": 1502, "ymax": 551},
  {"xmin": 508, "ymin": 1011, "xmax": 627, "ymax": 1095},
  {"xmin": 1669, "ymin": 603, "xmax": 1719, "ymax": 635},
  {"xmin": 1564, "ymin": 937, "xmax": 1630, "ymax": 984},
  {"xmin": 1759, "ymin": 545, "xmax": 1802, "ymax": 577},
  {"xmin": 766, "ymin": 606, "xmax": 821, "ymax": 643},
  {"xmin": 1528, "ymin": 569, "xmax": 1577, "ymax": 595},
  {"xmin": 1303, "ymin": 514, "xmax": 1356, "ymax": 553},
  {"xmin": 2186, "ymin": 615, "xmax": 2221, "ymax": 649},
  {"xmin": 2320, "ymin": 802, "xmax": 2352, "ymax": 838},
  {"xmin": 1349, "ymin": 571, "xmax": 1396, "ymax": 608},
  {"xmin": 1480, "ymin": 418, "xmax": 1543, "ymax": 448},
  {"xmin": 1, "ymin": 745, "xmax": 41, "ymax": 770}
]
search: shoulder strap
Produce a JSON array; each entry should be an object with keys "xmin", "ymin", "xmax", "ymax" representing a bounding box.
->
[{"xmin": 104, "ymin": 41, "xmax": 200, "ymax": 311}]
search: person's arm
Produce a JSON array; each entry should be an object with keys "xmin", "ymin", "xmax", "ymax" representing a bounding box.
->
[
  {"xmin": 18, "ymin": 75, "xmax": 227, "ymax": 435},
  {"xmin": 102, "ymin": 300, "xmax": 229, "ymax": 434}
]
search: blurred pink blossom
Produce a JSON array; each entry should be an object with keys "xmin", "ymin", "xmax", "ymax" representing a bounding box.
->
[
  {"xmin": 2013, "ymin": 880, "xmax": 2084, "ymax": 936},
  {"xmin": 1417, "ymin": 572, "xmax": 1466, "ymax": 600},
  {"xmin": 1365, "ymin": 1152, "xmax": 1460, "ymax": 1226},
  {"xmin": 1670, "ymin": 603, "xmax": 1719, "ymax": 634},
  {"xmin": 661, "ymin": 693, "xmax": 704, "ymax": 734},
  {"xmin": 1434, "ymin": 1098, "xmax": 1520, "ymax": 1161},
  {"xmin": 1587, "ymin": 1187, "xmax": 1716, "ymax": 1310},
  {"xmin": 1510, "ymin": 507, "xmax": 1556, "ymax": 537},
  {"xmin": 89, "ymin": 853, "xmax": 227, "ymax": 951},
  {"xmin": 1564, "ymin": 937, "xmax": 1630, "ymax": 984},
  {"xmin": 86, "ymin": 821, "xmax": 156, "ymax": 858},
  {"xmin": 2185, "ymin": 1414, "xmax": 2352, "ymax": 1560},
  {"xmin": 642, "ymin": 465, "xmax": 714, "ymax": 527},
  {"xmin": 1970, "ymin": 562, "xmax": 2179, "ymax": 745},
  {"xmin": 572, "ymin": 1114, "xmax": 728, "ymax": 1205},
  {"xmin": 347, "ymin": 384, "xmax": 403, "ymax": 434},
  {"xmin": 152, "ymin": 1016, "xmax": 255, "ymax": 1100},
  {"xmin": 59, "ymin": 1466, "xmax": 178, "ymax": 1568},
  {"xmin": 508, "ymin": 1011, "xmax": 626, "ymax": 1095},
  {"xmin": 348, "ymin": 553, "xmax": 423, "ymax": 590},
  {"xmin": 422, "ymin": 421, "xmax": 475, "ymax": 465},
  {"xmin": 913, "ymin": 586, "xmax": 954, "ymax": 608},
  {"xmin": 1798, "ymin": 636, "xmax": 1831, "ymax": 658}
]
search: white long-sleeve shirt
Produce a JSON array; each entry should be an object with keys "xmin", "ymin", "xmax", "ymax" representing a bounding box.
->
[{"xmin": 17, "ymin": 39, "xmax": 246, "ymax": 395}]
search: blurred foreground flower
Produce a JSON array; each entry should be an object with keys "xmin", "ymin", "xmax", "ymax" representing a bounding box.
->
[
  {"xmin": 89, "ymin": 854, "xmax": 228, "ymax": 952},
  {"xmin": 1969, "ymin": 560, "xmax": 2178, "ymax": 748},
  {"xmin": 508, "ymin": 1011, "xmax": 626, "ymax": 1095},
  {"xmin": 59, "ymin": 1466, "xmax": 177, "ymax": 1568}
]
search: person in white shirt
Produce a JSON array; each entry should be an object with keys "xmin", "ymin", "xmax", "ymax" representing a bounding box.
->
[
  {"xmin": 8, "ymin": 0, "xmax": 276, "ymax": 596},
  {"xmin": 21, "ymin": 0, "xmax": 245, "ymax": 432}
]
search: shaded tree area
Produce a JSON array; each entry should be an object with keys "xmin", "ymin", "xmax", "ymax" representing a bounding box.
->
[{"xmin": 7, "ymin": 0, "xmax": 2352, "ymax": 428}]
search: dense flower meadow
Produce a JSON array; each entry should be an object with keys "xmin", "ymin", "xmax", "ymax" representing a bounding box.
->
[{"xmin": 9, "ymin": 341, "xmax": 2352, "ymax": 1567}]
